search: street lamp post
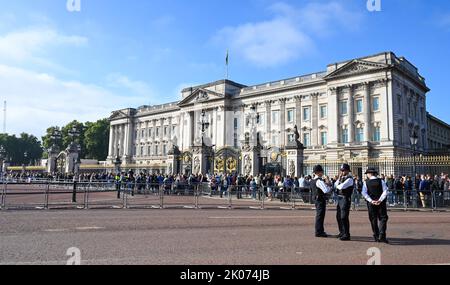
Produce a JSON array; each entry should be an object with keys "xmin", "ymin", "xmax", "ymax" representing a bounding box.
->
[
  {"xmin": 410, "ymin": 131, "xmax": 419, "ymax": 208},
  {"xmin": 22, "ymin": 152, "xmax": 28, "ymax": 180},
  {"xmin": 0, "ymin": 145, "xmax": 6, "ymax": 182},
  {"xmin": 199, "ymin": 110, "xmax": 210, "ymax": 147},
  {"xmin": 68, "ymin": 126, "xmax": 81, "ymax": 203}
]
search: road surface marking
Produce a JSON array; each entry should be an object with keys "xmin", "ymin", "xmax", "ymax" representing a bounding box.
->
[
  {"xmin": 75, "ymin": 227, "xmax": 105, "ymax": 231},
  {"xmin": 44, "ymin": 229, "xmax": 68, "ymax": 232},
  {"xmin": 209, "ymin": 216, "xmax": 315, "ymax": 219}
]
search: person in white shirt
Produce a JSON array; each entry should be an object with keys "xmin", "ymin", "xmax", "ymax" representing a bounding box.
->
[
  {"xmin": 362, "ymin": 168, "xmax": 390, "ymax": 243},
  {"xmin": 311, "ymin": 165, "xmax": 332, "ymax": 238},
  {"xmin": 334, "ymin": 164, "xmax": 354, "ymax": 241}
]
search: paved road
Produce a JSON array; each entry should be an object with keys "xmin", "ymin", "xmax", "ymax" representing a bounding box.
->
[{"xmin": 1, "ymin": 209, "xmax": 450, "ymax": 265}]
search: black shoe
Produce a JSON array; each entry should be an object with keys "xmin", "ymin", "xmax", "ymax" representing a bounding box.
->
[
  {"xmin": 316, "ymin": 233, "xmax": 329, "ymax": 238},
  {"xmin": 337, "ymin": 233, "xmax": 343, "ymax": 239},
  {"xmin": 379, "ymin": 238, "xmax": 389, "ymax": 244},
  {"xmin": 373, "ymin": 236, "xmax": 380, "ymax": 242},
  {"xmin": 340, "ymin": 236, "xmax": 351, "ymax": 241}
]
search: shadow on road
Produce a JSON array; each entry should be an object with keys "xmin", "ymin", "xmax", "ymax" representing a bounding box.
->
[{"xmin": 350, "ymin": 236, "xmax": 450, "ymax": 246}]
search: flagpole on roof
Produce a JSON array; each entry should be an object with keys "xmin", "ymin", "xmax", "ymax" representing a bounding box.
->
[{"xmin": 225, "ymin": 49, "xmax": 229, "ymax": 80}]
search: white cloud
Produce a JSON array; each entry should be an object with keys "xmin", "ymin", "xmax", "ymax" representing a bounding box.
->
[
  {"xmin": 213, "ymin": 1, "xmax": 363, "ymax": 67},
  {"xmin": 0, "ymin": 65, "xmax": 148, "ymax": 138},
  {"xmin": 0, "ymin": 27, "xmax": 88, "ymax": 70},
  {"xmin": 106, "ymin": 73, "xmax": 153, "ymax": 98}
]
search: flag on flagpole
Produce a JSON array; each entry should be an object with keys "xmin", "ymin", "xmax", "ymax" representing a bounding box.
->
[
  {"xmin": 225, "ymin": 49, "xmax": 229, "ymax": 80},
  {"xmin": 226, "ymin": 49, "xmax": 229, "ymax": 66}
]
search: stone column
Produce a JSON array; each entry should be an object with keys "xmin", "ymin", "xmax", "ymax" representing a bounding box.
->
[
  {"xmin": 118, "ymin": 125, "xmax": 124, "ymax": 157},
  {"xmin": 265, "ymin": 101, "xmax": 272, "ymax": 145},
  {"xmin": 363, "ymin": 83, "xmax": 372, "ymax": 142},
  {"xmin": 311, "ymin": 93, "xmax": 319, "ymax": 147},
  {"xmin": 241, "ymin": 148, "xmax": 260, "ymax": 177},
  {"xmin": 328, "ymin": 88, "xmax": 339, "ymax": 146},
  {"xmin": 348, "ymin": 85, "xmax": 355, "ymax": 143},
  {"xmin": 279, "ymin": 99, "xmax": 287, "ymax": 147},
  {"xmin": 295, "ymin": 96, "xmax": 302, "ymax": 126},
  {"xmin": 108, "ymin": 125, "xmax": 115, "ymax": 159},
  {"xmin": 286, "ymin": 145, "xmax": 305, "ymax": 178}
]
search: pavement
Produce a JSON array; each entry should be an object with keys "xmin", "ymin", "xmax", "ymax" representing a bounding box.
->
[{"xmin": 1, "ymin": 208, "xmax": 450, "ymax": 265}]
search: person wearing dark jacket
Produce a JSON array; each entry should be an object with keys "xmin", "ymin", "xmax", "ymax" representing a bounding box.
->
[
  {"xmin": 311, "ymin": 165, "xmax": 332, "ymax": 238},
  {"xmin": 334, "ymin": 164, "xmax": 354, "ymax": 241},
  {"xmin": 362, "ymin": 168, "xmax": 389, "ymax": 243}
]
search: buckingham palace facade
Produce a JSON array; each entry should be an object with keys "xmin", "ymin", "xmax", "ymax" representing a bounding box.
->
[{"xmin": 107, "ymin": 51, "xmax": 445, "ymax": 176}]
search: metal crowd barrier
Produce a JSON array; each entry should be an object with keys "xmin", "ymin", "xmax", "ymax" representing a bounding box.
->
[{"xmin": 1, "ymin": 181, "xmax": 449, "ymax": 211}]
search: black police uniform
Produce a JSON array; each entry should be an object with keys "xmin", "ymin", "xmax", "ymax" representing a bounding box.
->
[
  {"xmin": 311, "ymin": 177, "xmax": 327, "ymax": 236},
  {"xmin": 366, "ymin": 178, "xmax": 389, "ymax": 241},
  {"xmin": 336, "ymin": 175, "xmax": 353, "ymax": 239}
]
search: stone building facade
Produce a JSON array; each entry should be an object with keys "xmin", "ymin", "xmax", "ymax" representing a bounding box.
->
[{"xmin": 108, "ymin": 52, "xmax": 446, "ymax": 176}]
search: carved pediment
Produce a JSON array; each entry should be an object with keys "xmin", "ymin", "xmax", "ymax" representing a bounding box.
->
[
  {"xmin": 178, "ymin": 88, "xmax": 225, "ymax": 106},
  {"xmin": 325, "ymin": 60, "xmax": 389, "ymax": 80},
  {"xmin": 109, "ymin": 110, "xmax": 131, "ymax": 121}
]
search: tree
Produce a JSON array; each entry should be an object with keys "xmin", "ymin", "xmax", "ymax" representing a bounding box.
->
[
  {"xmin": 84, "ymin": 119, "xmax": 110, "ymax": 160},
  {"xmin": 42, "ymin": 126, "xmax": 63, "ymax": 151},
  {"xmin": 0, "ymin": 133, "xmax": 43, "ymax": 166},
  {"xmin": 62, "ymin": 120, "xmax": 86, "ymax": 158}
]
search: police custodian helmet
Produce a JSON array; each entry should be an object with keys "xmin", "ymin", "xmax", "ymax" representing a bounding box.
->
[
  {"xmin": 313, "ymin": 165, "xmax": 324, "ymax": 173},
  {"xmin": 340, "ymin": 163, "xmax": 351, "ymax": 172}
]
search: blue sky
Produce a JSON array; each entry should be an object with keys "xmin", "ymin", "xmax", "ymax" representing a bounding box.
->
[{"xmin": 1, "ymin": 0, "xmax": 450, "ymax": 137}]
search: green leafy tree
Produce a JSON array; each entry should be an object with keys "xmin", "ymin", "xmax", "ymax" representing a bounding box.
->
[
  {"xmin": 42, "ymin": 126, "xmax": 63, "ymax": 151},
  {"xmin": 84, "ymin": 119, "xmax": 110, "ymax": 160},
  {"xmin": 61, "ymin": 120, "xmax": 86, "ymax": 157},
  {"xmin": 0, "ymin": 133, "xmax": 43, "ymax": 166}
]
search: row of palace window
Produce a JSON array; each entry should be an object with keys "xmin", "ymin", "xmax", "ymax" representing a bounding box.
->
[
  {"xmin": 338, "ymin": 97, "xmax": 380, "ymax": 115},
  {"xmin": 298, "ymin": 127, "xmax": 382, "ymax": 147},
  {"xmin": 397, "ymin": 95, "xmax": 425, "ymax": 124},
  {"xmin": 269, "ymin": 126, "xmax": 382, "ymax": 148},
  {"xmin": 135, "ymin": 125, "xmax": 176, "ymax": 140},
  {"xmin": 135, "ymin": 144, "xmax": 168, "ymax": 157},
  {"xmin": 247, "ymin": 98, "xmax": 380, "ymax": 128}
]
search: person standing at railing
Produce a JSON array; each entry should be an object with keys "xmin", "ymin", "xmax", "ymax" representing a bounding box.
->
[
  {"xmin": 404, "ymin": 176, "xmax": 413, "ymax": 206},
  {"xmin": 115, "ymin": 173, "xmax": 122, "ymax": 199},
  {"xmin": 352, "ymin": 176, "xmax": 362, "ymax": 210},
  {"xmin": 311, "ymin": 165, "xmax": 332, "ymax": 238},
  {"xmin": 334, "ymin": 164, "xmax": 354, "ymax": 241},
  {"xmin": 362, "ymin": 168, "xmax": 389, "ymax": 244},
  {"xmin": 419, "ymin": 175, "xmax": 429, "ymax": 208},
  {"xmin": 266, "ymin": 174, "xmax": 274, "ymax": 201},
  {"xmin": 386, "ymin": 175, "xmax": 395, "ymax": 206}
]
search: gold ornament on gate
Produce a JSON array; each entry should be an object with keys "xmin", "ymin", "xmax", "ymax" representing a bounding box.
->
[{"xmin": 226, "ymin": 157, "xmax": 237, "ymax": 172}]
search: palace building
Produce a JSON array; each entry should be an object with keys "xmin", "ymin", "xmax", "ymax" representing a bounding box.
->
[{"xmin": 107, "ymin": 52, "xmax": 449, "ymax": 176}]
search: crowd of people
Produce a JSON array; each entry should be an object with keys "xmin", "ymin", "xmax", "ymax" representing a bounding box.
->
[{"xmin": 3, "ymin": 170, "xmax": 450, "ymax": 207}]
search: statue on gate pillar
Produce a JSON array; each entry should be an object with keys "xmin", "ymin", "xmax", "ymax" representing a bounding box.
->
[{"xmin": 285, "ymin": 125, "xmax": 305, "ymax": 177}]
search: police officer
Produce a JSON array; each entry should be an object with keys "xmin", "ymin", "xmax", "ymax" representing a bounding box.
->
[
  {"xmin": 311, "ymin": 165, "xmax": 332, "ymax": 238},
  {"xmin": 362, "ymin": 168, "xmax": 390, "ymax": 243},
  {"xmin": 334, "ymin": 163, "xmax": 354, "ymax": 241}
]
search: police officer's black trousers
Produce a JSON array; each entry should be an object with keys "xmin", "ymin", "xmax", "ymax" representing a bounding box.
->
[
  {"xmin": 367, "ymin": 201, "xmax": 389, "ymax": 239},
  {"xmin": 336, "ymin": 196, "xmax": 351, "ymax": 238},
  {"xmin": 315, "ymin": 197, "xmax": 327, "ymax": 235}
]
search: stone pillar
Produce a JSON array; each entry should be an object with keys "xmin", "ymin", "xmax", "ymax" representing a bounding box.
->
[
  {"xmin": 311, "ymin": 93, "xmax": 319, "ymax": 147},
  {"xmin": 295, "ymin": 96, "xmax": 302, "ymax": 126},
  {"xmin": 279, "ymin": 99, "xmax": 287, "ymax": 147},
  {"xmin": 265, "ymin": 101, "xmax": 272, "ymax": 145},
  {"xmin": 363, "ymin": 83, "xmax": 372, "ymax": 142},
  {"xmin": 241, "ymin": 105, "xmax": 246, "ymax": 142},
  {"xmin": 348, "ymin": 85, "xmax": 355, "ymax": 143},
  {"xmin": 47, "ymin": 147, "xmax": 59, "ymax": 173},
  {"xmin": 286, "ymin": 146, "xmax": 305, "ymax": 178},
  {"xmin": 123, "ymin": 121, "xmax": 134, "ymax": 163},
  {"xmin": 192, "ymin": 145, "xmax": 213, "ymax": 175},
  {"xmin": 241, "ymin": 148, "xmax": 260, "ymax": 177},
  {"xmin": 108, "ymin": 125, "xmax": 115, "ymax": 160},
  {"xmin": 328, "ymin": 88, "xmax": 339, "ymax": 146}
]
